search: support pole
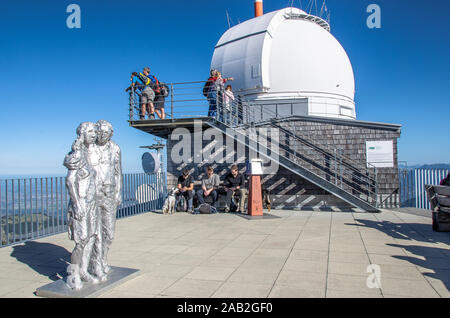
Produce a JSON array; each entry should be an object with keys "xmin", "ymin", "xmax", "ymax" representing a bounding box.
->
[{"xmin": 248, "ymin": 175, "xmax": 263, "ymax": 216}]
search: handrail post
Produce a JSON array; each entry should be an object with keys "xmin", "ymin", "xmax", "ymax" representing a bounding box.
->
[
  {"xmin": 339, "ymin": 149, "xmax": 343, "ymax": 188},
  {"xmin": 170, "ymin": 83, "xmax": 174, "ymax": 122},
  {"xmin": 129, "ymin": 87, "xmax": 135, "ymax": 122},
  {"xmin": 334, "ymin": 149, "xmax": 337, "ymax": 185},
  {"xmin": 374, "ymin": 167, "xmax": 378, "ymax": 207}
]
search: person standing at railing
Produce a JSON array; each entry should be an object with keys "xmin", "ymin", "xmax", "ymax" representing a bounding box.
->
[
  {"xmin": 204, "ymin": 70, "xmax": 219, "ymax": 117},
  {"xmin": 224, "ymin": 84, "xmax": 235, "ymax": 125},
  {"xmin": 147, "ymin": 72, "xmax": 167, "ymax": 120},
  {"xmin": 127, "ymin": 67, "xmax": 156, "ymax": 120},
  {"xmin": 215, "ymin": 71, "xmax": 233, "ymax": 122},
  {"xmin": 204, "ymin": 70, "xmax": 233, "ymax": 119}
]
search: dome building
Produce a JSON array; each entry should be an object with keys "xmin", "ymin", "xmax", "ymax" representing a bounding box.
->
[
  {"xmin": 211, "ymin": 6, "xmax": 356, "ymax": 119},
  {"xmin": 130, "ymin": 1, "xmax": 402, "ymax": 211}
]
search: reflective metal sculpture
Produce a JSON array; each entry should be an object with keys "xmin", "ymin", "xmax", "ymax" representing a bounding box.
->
[{"xmin": 63, "ymin": 120, "xmax": 122, "ymax": 290}]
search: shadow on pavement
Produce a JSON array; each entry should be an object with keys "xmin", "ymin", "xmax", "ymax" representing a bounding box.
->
[
  {"xmin": 348, "ymin": 218, "xmax": 450, "ymax": 291},
  {"xmin": 388, "ymin": 243, "xmax": 450, "ymax": 291},
  {"xmin": 10, "ymin": 241, "xmax": 71, "ymax": 281},
  {"xmin": 348, "ymin": 218, "xmax": 450, "ymax": 243}
]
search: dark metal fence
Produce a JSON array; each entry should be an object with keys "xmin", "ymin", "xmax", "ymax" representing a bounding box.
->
[
  {"xmin": 128, "ymin": 81, "xmax": 211, "ymax": 120},
  {"xmin": 0, "ymin": 173, "xmax": 166, "ymax": 248}
]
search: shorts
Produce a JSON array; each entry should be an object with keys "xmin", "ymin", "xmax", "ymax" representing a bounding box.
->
[
  {"xmin": 139, "ymin": 87, "xmax": 155, "ymax": 104},
  {"xmin": 154, "ymin": 95, "xmax": 165, "ymax": 110}
]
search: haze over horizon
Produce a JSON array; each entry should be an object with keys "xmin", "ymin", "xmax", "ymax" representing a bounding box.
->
[{"xmin": 1, "ymin": 0, "xmax": 449, "ymax": 176}]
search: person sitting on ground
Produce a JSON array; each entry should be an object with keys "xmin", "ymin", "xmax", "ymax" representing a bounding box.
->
[
  {"xmin": 126, "ymin": 67, "xmax": 155, "ymax": 120},
  {"xmin": 196, "ymin": 166, "xmax": 220, "ymax": 208},
  {"xmin": 177, "ymin": 169, "xmax": 194, "ymax": 213},
  {"xmin": 223, "ymin": 164, "xmax": 247, "ymax": 213}
]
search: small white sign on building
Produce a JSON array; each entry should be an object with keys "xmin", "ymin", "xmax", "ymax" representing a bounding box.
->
[{"xmin": 366, "ymin": 140, "xmax": 394, "ymax": 168}]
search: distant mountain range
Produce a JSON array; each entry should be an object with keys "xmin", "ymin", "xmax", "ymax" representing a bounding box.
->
[{"xmin": 398, "ymin": 163, "xmax": 450, "ymax": 170}]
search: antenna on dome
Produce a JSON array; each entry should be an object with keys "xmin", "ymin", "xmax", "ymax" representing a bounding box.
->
[
  {"xmin": 320, "ymin": 0, "xmax": 330, "ymax": 24},
  {"xmin": 226, "ymin": 10, "xmax": 232, "ymax": 28},
  {"xmin": 304, "ymin": 0, "xmax": 330, "ymax": 24}
]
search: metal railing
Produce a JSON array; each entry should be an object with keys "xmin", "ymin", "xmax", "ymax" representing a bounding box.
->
[
  {"xmin": 128, "ymin": 80, "xmax": 377, "ymax": 207},
  {"xmin": 415, "ymin": 169, "xmax": 448, "ymax": 210},
  {"xmin": 212, "ymin": 97, "xmax": 378, "ymax": 207},
  {"xmin": 399, "ymin": 168, "xmax": 416, "ymax": 207},
  {"xmin": 128, "ymin": 81, "xmax": 213, "ymax": 121},
  {"xmin": 379, "ymin": 187, "xmax": 399, "ymax": 209},
  {"xmin": 127, "ymin": 80, "xmax": 356, "ymax": 122},
  {"xmin": 0, "ymin": 172, "xmax": 167, "ymax": 248},
  {"xmin": 398, "ymin": 168, "xmax": 449, "ymax": 209}
]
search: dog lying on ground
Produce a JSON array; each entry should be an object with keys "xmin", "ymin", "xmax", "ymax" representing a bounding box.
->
[{"xmin": 162, "ymin": 188, "xmax": 177, "ymax": 214}]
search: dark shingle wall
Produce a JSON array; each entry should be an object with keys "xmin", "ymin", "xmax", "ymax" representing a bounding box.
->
[{"xmin": 165, "ymin": 117, "xmax": 401, "ymax": 208}]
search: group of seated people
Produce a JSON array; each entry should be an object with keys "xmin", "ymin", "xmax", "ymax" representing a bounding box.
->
[{"xmin": 176, "ymin": 165, "xmax": 247, "ymax": 214}]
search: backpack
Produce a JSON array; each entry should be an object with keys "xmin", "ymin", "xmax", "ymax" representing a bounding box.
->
[
  {"xmin": 136, "ymin": 73, "xmax": 151, "ymax": 87},
  {"xmin": 198, "ymin": 203, "xmax": 217, "ymax": 214},
  {"xmin": 149, "ymin": 75, "xmax": 161, "ymax": 94},
  {"xmin": 159, "ymin": 83, "xmax": 170, "ymax": 97},
  {"xmin": 176, "ymin": 195, "xmax": 187, "ymax": 212},
  {"xmin": 203, "ymin": 80, "xmax": 213, "ymax": 97}
]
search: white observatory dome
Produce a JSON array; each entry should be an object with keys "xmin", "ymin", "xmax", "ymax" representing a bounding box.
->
[{"xmin": 211, "ymin": 7, "xmax": 356, "ymax": 119}]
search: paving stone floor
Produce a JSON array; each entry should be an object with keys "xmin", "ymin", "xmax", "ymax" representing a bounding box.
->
[{"xmin": 1, "ymin": 209, "xmax": 449, "ymax": 298}]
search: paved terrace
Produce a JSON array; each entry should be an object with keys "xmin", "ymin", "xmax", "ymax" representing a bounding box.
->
[{"xmin": 1, "ymin": 209, "xmax": 449, "ymax": 298}]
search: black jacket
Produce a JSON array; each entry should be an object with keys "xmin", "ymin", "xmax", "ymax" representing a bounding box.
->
[{"xmin": 224, "ymin": 172, "xmax": 245, "ymax": 189}]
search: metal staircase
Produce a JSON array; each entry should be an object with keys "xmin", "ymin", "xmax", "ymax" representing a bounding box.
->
[{"xmin": 206, "ymin": 95, "xmax": 380, "ymax": 212}]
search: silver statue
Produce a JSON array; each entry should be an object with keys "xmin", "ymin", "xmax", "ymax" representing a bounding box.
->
[
  {"xmin": 64, "ymin": 120, "xmax": 122, "ymax": 290},
  {"xmin": 91, "ymin": 120, "xmax": 122, "ymax": 276}
]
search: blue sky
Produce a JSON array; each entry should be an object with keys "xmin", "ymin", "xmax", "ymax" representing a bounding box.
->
[{"xmin": 0, "ymin": 0, "xmax": 449, "ymax": 176}]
